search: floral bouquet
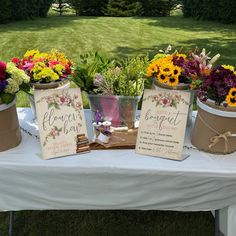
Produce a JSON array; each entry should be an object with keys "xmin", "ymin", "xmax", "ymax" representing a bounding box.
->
[
  {"xmin": 198, "ymin": 65, "xmax": 236, "ymax": 107},
  {"xmin": 12, "ymin": 49, "xmax": 73, "ymax": 85},
  {"xmin": 147, "ymin": 46, "xmax": 220, "ymax": 90},
  {"xmin": 0, "ymin": 60, "xmax": 30, "ymax": 104},
  {"xmin": 0, "ymin": 60, "xmax": 30, "ymax": 151},
  {"xmin": 191, "ymin": 65, "xmax": 236, "ymax": 154}
]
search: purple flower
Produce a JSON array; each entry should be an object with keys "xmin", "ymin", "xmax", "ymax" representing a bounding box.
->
[
  {"xmin": 0, "ymin": 80, "xmax": 8, "ymax": 92},
  {"xmin": 94, "ymin": 73, "xmax": 104, "ymax": 86}
]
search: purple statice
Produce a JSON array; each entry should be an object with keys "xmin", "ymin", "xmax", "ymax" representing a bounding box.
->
[{"xmin": 0, "ymin": 80, "xmax": 8, "ymax": 92}]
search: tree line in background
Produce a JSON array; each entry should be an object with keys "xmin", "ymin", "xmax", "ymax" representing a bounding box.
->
[
  {"xmin": 182, "ymin": 0, "xmax": 236, "ymax": 24},
  {"xmin": 52, "ymin": 0, "xmax": 180, "ymax": 17},
  {"xmin": 0, "ymin": 0, "xmax": 53, "ymax": 23},
  {"xmin": 1, "ymin": 0, "xmax": 236, "ymax": 24}
]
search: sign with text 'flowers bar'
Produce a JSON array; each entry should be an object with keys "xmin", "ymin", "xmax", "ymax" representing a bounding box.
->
[
  {"xmin": 34, "ymin": 88, "xmax": 90, "ymax": 160},
  {"xmin": 136, "ymin": 89, "xmax": 190, "ymax": 161}
]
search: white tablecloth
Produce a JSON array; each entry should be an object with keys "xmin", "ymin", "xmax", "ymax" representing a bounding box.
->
[{"xmin": 0, "ymin": 108, "xmax": 236, "ymax": 212}]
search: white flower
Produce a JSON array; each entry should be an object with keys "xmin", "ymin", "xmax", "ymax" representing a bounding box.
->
[{"xmin": 4, "ymin": 79, "xmax": 19, "ymax": 94}]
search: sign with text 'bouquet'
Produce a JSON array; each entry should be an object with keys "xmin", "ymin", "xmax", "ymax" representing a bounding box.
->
[
  {"xmin": 35, "ymin": 88, "xmax": 89, "ymax": 160},
  {"xmin": 136, "ymin": 89, "xmax": 190, "ymax": 161}
]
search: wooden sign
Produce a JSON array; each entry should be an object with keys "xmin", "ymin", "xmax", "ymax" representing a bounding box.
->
[
  {"xmin": 136, "ymin": 89, "xmax": 190, "ymax": 161},
  {"xmin": 34, "ymin": 88, "xmax": 89, "ymax": 160}
]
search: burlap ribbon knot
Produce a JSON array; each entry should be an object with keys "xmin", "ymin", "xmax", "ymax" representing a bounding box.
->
[{"xmin": 209, "ymin": 131, "xmax": 232, "ymax": 154}]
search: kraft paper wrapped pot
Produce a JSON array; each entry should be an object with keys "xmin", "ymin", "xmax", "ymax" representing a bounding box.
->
[
  {"xmin": 0, "ymin": 99, "xmax": 21, "ymax": 152},
  {"xmin": 191, "ymin": 99, "xmax": 236, "ymax": 154}
]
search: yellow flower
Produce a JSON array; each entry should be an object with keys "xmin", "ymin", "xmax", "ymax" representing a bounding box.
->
[
  {"xmin": 175, "ymin": 53, "xmax": 187, "ymax": 59},
  {"xmin": 166, "ymin": 75, "xmax": 179, "ymax": 87},
  {"xmin": 172, "ymin": 66, "xmax": 182, "ymax": 77},
  {"xmin": 33, "ymin": 53, "xmax": 48, "ymax": 60},
  {"xmin": 146, "ymin": 62, "xmax": 159, "ymax": 77},
  {"xmin": 222, "ymin": 65, "xmax": 235, "ymax": 72},
  {"xmin": 228, "ymin": 88, "xmax": 236, "ymax": 97},
  {"xmin": 157, "ymin": 73, "xmax": 168, "ymax": 83},
  {"xmin": 226, "ymin": 94, "xmax": 236, "ymax": 107},
  {"xmin": 24, "ymin": 49, "xmax": 40, "ymax": 58},
  {"xmin": 53, "ymin": 64, "xmax": 65, "ymax": 75}
]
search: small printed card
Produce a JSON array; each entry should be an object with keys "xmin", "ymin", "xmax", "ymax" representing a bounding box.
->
[
  {"xmin": 136, "ymin": 89, "xmax": 190, "ymax": 161},
  {"xmin": 34, "ymin": 88, "xmax": 90, "ymax": 160}
]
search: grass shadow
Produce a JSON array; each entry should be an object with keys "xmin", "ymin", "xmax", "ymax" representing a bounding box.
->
[{"xmin": 0, "ymin": 16, "xmax": 99, "ymax": 32}]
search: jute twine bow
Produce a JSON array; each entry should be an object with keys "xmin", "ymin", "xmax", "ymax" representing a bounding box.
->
[
  {"xmin": 198, "ymin": 113, "xmax": 235, "ymax": 154},
  {"xmin": 209, "ymin": 131, "xmax": 232, "ymax": 154}
]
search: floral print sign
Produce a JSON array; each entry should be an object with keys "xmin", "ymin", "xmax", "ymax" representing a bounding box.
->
[
  {"xmin": 34, "ymin": 88, "xmax": 89, "ymax": 160},
  {"xmin": 136, "ymin": 89, "xmax": 190, "ymax": 161}
]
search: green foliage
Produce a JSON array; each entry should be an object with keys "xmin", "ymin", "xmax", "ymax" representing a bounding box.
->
[
  {"xmin": 105, "ymin": 0, "xmax": 143, "ymax": 17},
  {"xmin": 71, "ymin": 52, "xmax": 114, "ymax": 93},
  {"xmin": 141, "ymin": 0, "xmax": 180, "ymax": 17},
  {"xmin": 0, "ymin": 93, "xmax": 15, "ymax": 104},
  {"xmin": 0, "ymin": 0, "xmax": 53, "ymax": 24},
  {"xmin": 182, "ymin": 0, "xmax": 236, "ymax": 24},
  {"xmin": 68, "ymin": 0, "xmax": 108, "ymax": 16},
  {"xmin": 0, "ymin": 0, "xmax": 11, "ymax": 23},
  {"xmin": 115, "ymin": 56, "xmax": 148, "ymax": 96}
]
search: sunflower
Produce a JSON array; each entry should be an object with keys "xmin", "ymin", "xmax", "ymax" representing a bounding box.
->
[
  {"xmin": 226, "ymin": 94, "xmax": 236, "ymax": 107},
  {"xmin": 228, "ymin": 88, "xmax": 236, "ymax": 97},
  {"xmin": 172, "ymin": 66, "xmax": 182, "ymax": 77},
  {"xmin": 157, "ymin": 73, "xmax": 168, "ymax": 83},
  {"xmin": 147, "ymin": 63, "xmax": 159, "ymax": 77},
  {"xmin": 166, "ymin": 75, "xmax": 179, "ymax": 87}
]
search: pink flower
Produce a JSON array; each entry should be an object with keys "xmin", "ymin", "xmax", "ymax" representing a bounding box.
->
[
  {"xmin": 56, "ymin": 95, "xmax": 71, "ymax": 105},
  {"xmin": 160, "ymin": 97, "xmax": 171, "ymax": 107},
  {"xmin": 23, "ymin": 62, "xmax": 34, "ymax": 71},
  {"xmin": 0, "ymin": 61, "xmax": 7, "ymax": 81}
]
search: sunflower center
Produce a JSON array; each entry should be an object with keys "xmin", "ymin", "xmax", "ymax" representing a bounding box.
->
[
  {"xmin": 173, "ymin": 69, "xmax": 178, "ymax": 75},
  {"xmin": 230, "ymin": 97, "xmax": 236, "ymax": 103},
  {"xmin": 232, "ymin": 91, "xmax": 236, "ymax": 96},
  {"xmin": 160, "ymin": 74, "xmax": 166, "ymax": 80},
  {"xmin": 170, "ymin": 78, "xmax": 176, "ymax": 83}
]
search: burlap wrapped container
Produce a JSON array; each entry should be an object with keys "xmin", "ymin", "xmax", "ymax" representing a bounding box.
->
[
  {"xmin": 0, "ymin": 99, "xmax": 21, "ymax": 152},
  {"xmin": 191, "ymin": 99, "xmax": 236, "ymax": 154}
]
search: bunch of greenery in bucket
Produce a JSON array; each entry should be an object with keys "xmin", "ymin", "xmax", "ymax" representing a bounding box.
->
[
  {"xmin": 71, "ymin": 53, "xmax": 148, "ymax": 129},
  {"xmin": 146, "ymin": 46, "xmax": 220, "ymax": 90},
  {"xmin": 191, "ymin": 65, "xmax": 236, "ymax": 154},
  {"xmin": 12, "ymin": 49, "xmax": 73, "ymax": 118},
  {"xmin": 0, "ymin": 60, "xmax": 30, "ymax": 151}
]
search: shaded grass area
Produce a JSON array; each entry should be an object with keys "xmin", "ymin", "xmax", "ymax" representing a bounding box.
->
[
  {"xmin": 0, "ymin": 15, "xmax": 235, "ymax": 106},
  {"xmin": 0, "ymin": 210, "xmax": 214, "ymax": 236}
]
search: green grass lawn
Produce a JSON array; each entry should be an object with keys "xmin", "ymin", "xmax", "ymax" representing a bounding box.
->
[
  {"xmin": 0, "ymin": 14, "xmax": 232, "ymax": 235},
  {"xmin": 0, "ymin": 15, "xmax": 236, "ymax": 107}
]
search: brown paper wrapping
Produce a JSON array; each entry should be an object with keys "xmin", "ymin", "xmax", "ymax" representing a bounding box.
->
[
  {"xmin": 191, "ymin": 102, "xmax": 236, "ymax": 154},
  {"xmin": 90, "ymin": 129, "xmax": 137, "ymax": 150},
  {"xmin": 0, "ymin": 103, "xmax": 21, "ymax": 152}
]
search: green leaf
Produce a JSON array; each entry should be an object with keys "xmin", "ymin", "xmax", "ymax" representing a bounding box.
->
[{"xmin": 0, "ymin": 93, "xmax": 15, "ymax": 104}]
